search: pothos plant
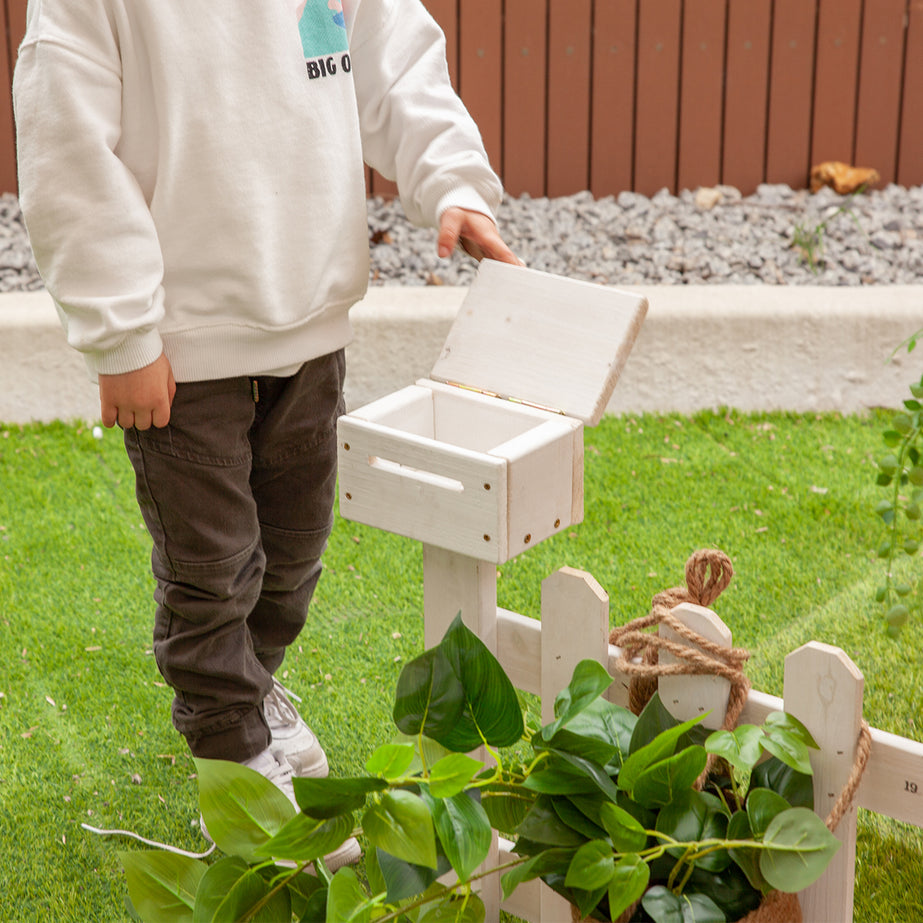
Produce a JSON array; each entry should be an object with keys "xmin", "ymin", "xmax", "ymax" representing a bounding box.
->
[
  {"xmin": 873, "ymin": 331, "xmax": 923, "ymax": 636},
  {"xmin": 118, "ymin": 615, "xmax": 839, "ymax": 923}
]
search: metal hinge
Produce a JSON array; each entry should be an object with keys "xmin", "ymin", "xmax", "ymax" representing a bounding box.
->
[{"xmin": 432, "ymin": 377, "xmax": 566, "ymax": 416}]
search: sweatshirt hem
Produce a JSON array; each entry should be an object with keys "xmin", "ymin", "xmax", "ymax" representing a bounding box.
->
[{"xmin": 160, "ymin": 312, "xmax": 355, "ymax": 382}]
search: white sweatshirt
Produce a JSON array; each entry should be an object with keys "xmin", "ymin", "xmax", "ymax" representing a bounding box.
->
[{"xmin": 13, "ymin": 0, "xmax": 502, "ymax": 380}]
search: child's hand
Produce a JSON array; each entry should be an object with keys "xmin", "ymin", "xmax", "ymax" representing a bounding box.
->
[
  {"xmin": 437, "ymin": 207, "xmax": 521, "ymax": 265},
  {"xmin": 99, "ymin": 352, "xmax": 176, "ymax": 430}
]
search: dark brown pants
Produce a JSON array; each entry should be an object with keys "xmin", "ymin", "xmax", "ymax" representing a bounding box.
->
[{"xmin": 123, "ymin": 351, "xmax": 345, "ymax": 760}]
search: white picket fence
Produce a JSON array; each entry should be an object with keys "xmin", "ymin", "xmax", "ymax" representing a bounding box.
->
[{"xmin": 420, "ymin": 546, "xmax": 923, "ymax": 923}]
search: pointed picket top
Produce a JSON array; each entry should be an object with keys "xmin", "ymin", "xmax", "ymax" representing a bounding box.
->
[
  {"xmin": 659, "ymin": 602, "xmax": 733, "ymax": 730},
  {"xmin": 783, "ymin": 641, "xmax": 864, "ymax": 923}
]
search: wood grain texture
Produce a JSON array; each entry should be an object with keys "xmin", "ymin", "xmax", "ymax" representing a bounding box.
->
[{"xmin": 432, "ymin": 261, "xmax": 648, "ymax": 426}]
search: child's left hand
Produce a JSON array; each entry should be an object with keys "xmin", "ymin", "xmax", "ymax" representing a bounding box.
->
[{"xmin": 437, "ymin": 207, "xmax": 521, "ymax": 265}]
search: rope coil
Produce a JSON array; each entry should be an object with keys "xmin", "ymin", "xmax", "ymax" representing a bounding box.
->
[{"xmin": 571, "ymin": 551, "xmax": 874, "ymax": 922}]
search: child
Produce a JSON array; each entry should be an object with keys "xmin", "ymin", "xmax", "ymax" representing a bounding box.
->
[{"xmin": 14, "ymin": 0, "xmax": 518, "ymax": 864}]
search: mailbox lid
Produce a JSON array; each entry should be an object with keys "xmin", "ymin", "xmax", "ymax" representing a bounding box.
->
[{"xmin": 431, "ymin": 260, "xmax": 648, "ymax": 426}]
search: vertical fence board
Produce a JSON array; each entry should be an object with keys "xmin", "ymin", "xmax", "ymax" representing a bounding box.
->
[
  {"xmin": 853, "ymin": 0, "xmax": 906, "ymax": 185},
  {"xmin": 898, "ymin": 0, "xmax": 923, "ymax": 187},
  {"xmin": 677, "ymin": 0, "xmax": 726, "ymax": 192},
  {"xmin": 503, "ymin": 0, "xmax": 547, "ymax": 198},
  {"xmin": 590, "ymin": 0, "xmax": 637, "ymax": 197},
  {"xmin": 722, "ymin": 0, "xmax": 771, "ymax": 193},
  {"xmin": 546, "ymin": 0, "xmax": 592, "ymax": 197},
  {"xmin": 422, "ymin": 0, "xmax": 458, "ymax": 86},
  {"xmin": 765, "ymin": 0, "xmax": 817, "ymax": 188},
  {"xmin": 458, "ymin": 0, "xmax": 503, "ymax": 178},
  {"xmin": 634, "ymin": 0, "xmax": 681, "ymax": 194},
  {"xmin": 811, "ymin": 0, "xmax": 863, "ymax": 165},
  {"xmin": 0, "ymin": 0, "xmax": 17, "ymax": 195}
]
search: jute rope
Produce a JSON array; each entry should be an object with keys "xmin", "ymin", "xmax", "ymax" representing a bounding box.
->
[
  {"xmin": 568, "ymin": 550, "xmax": 874, "ymax": 923},
  {"xmin": 609, "ymin": 549, "xmax": 749, "ymax": 786}
]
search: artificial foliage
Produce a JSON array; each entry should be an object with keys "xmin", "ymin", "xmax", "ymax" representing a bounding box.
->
[{"xmin": 118, "ymin": 615, "xmax": 839, "ymax": 923}]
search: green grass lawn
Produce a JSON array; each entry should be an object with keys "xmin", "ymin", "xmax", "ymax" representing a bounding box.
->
[{"xmin": 1, "ymin": 411, "xmax": 921, "ymax": 922}]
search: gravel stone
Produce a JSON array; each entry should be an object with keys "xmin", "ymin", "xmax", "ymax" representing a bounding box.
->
[{"xmin": 2, "ymin": 184, "xmax": 921, "ymax": 294}]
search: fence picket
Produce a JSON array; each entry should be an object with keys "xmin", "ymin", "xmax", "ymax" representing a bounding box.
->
[
  {"xmin": 765, "ymin": 0, "xmax": 817, "ymax": 188},
  {"xmin": 677, "ymin": 0, "xmax": 726, "ymax": 192},
  {"xmin": 722, "ymin": 0, "xmax": 772, "ymax": 193},
  {"xmin": 783, "ymin": 642, "xmax": 864, "ymax": 923},
  {"xmin": 898, "ymin": 0, "xmax": 923, "ymax": 187},
  {"xmin": 589, "ymin": 0, "xmax": 636, "ymax": 197},
  {"xmin": 811, "ymin": 0, "xmax": 864, "ymax": 165},
  {"xmin": 853, "ymin": 0, "xmax": 906, "ymax": 185},
  {"xmin": 634, "ymin": 0, "xmax": 682, "ymax": 195}
]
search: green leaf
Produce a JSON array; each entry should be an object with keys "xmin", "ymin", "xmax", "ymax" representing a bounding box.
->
[
  {"xmin": 538, "ymin": 727, "xmax": 618, "ymax": 767},
  {"xmin": 565, "ymin": 839, "xmax": 615, "ymax": 891},
  {"xmin": 655, "ymin": 790, "xmax": 729, "ymax": 871},
  {"xmin": 542, "ymin": 659, "xmax": 614, "ymax": 740},
  {"xmin": 365, "ymin": 743, "xmax": 415, "ymax": 780},
  {"xmin": 515, "ymin": 795, "xmax": 588, "ymax": 847},
  {"xmin": 643, "ymin": 885, "xmax": 684, "ymax": 923},
  {"xmin": 745, "ymin": 788, "xmax": 791, "ymax": 838},
  {"xmin": 119, "ymin": 851, "xmax": 206, "ymax": 923},
  {"xmin": 679, "ymin": 892, "xmax": 725, "ymax": 921},
  {"xmin": 726, "ymin": 810, "xmax": 768, "ymax": 893},
  {"xmin": 599, "ymin": 801, "xmax": 648, "ymax": 853},
  {"xmin": 523, "ymin": 757, "xmax": 602, "ymax": 795},
  {"xmin": 759, "ymin": 808, "xmax": 841, "ymax": 892},
  {"xmin": 763, "ymin": 712, "xmax": 819, "ymax": 750},
  {"xmin": 878, "ymin": 453, "xmax": 901, "ymax": 474},
  {"xmin": 619, "ymin": 712, "xmax": 708, "ymax": 796},
  {"xmin": 760, "ymin": 731, "xmax": 813, "ymax": 776},
  {"xmin": 562, "ymin": 698, "xmax": 637, "ymax": 771},
  {"xmin": 427, "ymin": 752, "xmax": 484, "ymax": 798},
  {"xmin": 430, "ymin": 791, "xmax": 492, "ymax": 881},
  {"xmin": 363, "ymin": 790, "xmax": 437, "ymax": 869},
  {"xmin": 904, "ymin": 539, "xmax": 920, "ymax": 555},
  {"xmin": 374, "ymin": 847, "xmax": 451, "ymax": 903},
  {"xmin": 536, "ymin": 746, "xmax": 622, "ymax": 802},
  {"xmin": 750, "ymin": 757, "xmax": 814, "ymax": 809},
  {"xmin": 910, "ymin": 466, "xmax": 923, "ymax": 486},
  {"xmin": 500, "ymin": 847, "xmax": 575, "ymax": 900},
  {"xmin": 193, "ymin": 855, "xmax": 250, "ymax": 923},
  {"xmin": 196, "ymin": 861, "xmax": 292, "ymax": 923},
  {"xmin": 393, "ymin": 614, "xmax": 524, "ymax": 751},
  {"xmin": 631, "ymin": 746, "xmax": 708, "ymax": 807},
  {"xmin": 887, "ymin": 604, "xmax": 911, "ymax": 628},
  {"xmin": 553, "ymin": 796, "xmax": 609, "ymax": 840},
  {"xmin": 418, "ymin": 892, "xmax": 486, "ymax": 923},
  {"xmin": 292, "ymin": 776, "xmax": 387, "ymax": 819},
  {"xmin": 882, "ymin": 430, "xmax": 902, "ymax": 447},
  {"xmin": 195, "ymin": 757, "xmax": 294, "ymax": 861},
  {"xmin": 705, "ymin": 725, "xmax": 764, "ymax": 776},
  {"xmin": 480, "ymin": 784, "xmax": 534, "ymax": 833},
  {"xmin": 607, "ymin": 854, "xmax": 650, "ymax": 920},
  {"xmin": 254, "ymin": 811, "xmax": 354, "ymax": 863},
  {"xmin": 326, "ymin": 867, "xmax": 373, "ymax": 923}
]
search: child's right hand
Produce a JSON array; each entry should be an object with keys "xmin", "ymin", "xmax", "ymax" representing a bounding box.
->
[{"xmin": 99, "ymin": 352, "xmax": 176, "ymax": 430}]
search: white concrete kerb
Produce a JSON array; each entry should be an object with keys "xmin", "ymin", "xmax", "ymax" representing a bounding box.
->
[{"xmin": 1, "ymin": 285, "xmax": 922, "ymax": 424}]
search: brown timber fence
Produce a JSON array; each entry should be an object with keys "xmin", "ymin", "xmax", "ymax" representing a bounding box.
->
[{"xmin": 2, "ymin": 0, "xmax": 922, "ymax": 198}]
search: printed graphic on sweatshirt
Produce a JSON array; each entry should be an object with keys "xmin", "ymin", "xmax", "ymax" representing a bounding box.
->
[{"xmin": 298, "ymin": 0, "xmax": 350, "ymax": 79}]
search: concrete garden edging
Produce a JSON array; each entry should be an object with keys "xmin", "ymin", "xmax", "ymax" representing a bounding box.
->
[{"xmin": 1, "ymin": 284, "xmax": 921, "ymax": 424}]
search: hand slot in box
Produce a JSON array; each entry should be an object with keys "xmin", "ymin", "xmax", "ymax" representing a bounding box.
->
[{"xmin": 368, "ymin": 455, "xmax": 465, "ymax": 493}]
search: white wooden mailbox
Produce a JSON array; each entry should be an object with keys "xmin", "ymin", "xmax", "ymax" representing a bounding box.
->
[{"xmin": 337, "ymin": 260, "xmax": 648, "ymax": 563}]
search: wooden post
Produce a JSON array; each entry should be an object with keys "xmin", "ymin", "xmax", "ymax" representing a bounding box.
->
[
  {"xmin": 783, "ymin": 642, "xmax": 864, "ymax": 923},
  {"xmin": 421, "ymin": 543, "xmax": 500, "ymax": 921},
  {"xmin": 422, "ymin": 544, "xmax": 497, "ymax": 651}
]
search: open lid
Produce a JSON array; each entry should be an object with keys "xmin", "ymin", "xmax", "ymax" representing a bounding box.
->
[{"xmin": 431, "ymin": 260, "xmax": 648, "ymax": 426}]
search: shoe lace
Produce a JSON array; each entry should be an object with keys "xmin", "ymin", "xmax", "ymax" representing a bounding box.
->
[{"xmin": 263, "ymin": 680, "xmax": 302, "ymax": 730}]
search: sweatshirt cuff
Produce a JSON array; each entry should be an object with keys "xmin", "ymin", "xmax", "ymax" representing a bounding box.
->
[
  {"xmin": 434, "ymin": 187, "xmax": 498, "ymax": 227},
  {"xmin": 87, "ymin": 328, "xmax": 165, "ymax": 378}
]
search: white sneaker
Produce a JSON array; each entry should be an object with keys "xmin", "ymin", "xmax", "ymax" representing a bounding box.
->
[
  {"xmin": 264, "ymin": 679, "xmax": 329, "ymax": 778},
  {"xmin": 201, "ymin": 748, "xmax": 360, "ymax": 871}
]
